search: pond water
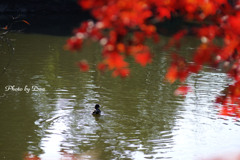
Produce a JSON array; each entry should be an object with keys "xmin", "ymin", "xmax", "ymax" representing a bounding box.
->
[{"xmin": 0, "ymin": 32, "xmax": 240, "ymax": 160}]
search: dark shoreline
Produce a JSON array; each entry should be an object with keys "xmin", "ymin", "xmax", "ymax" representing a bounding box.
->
[
  {"xmin": 0, "ymin": 1, "xmax": 200, "ymax": 37},
  {"xmin": 0, "ymin": 0, "xmax": 92, "ymax": 36}
]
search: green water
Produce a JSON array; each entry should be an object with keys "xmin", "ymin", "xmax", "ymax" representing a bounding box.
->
[{"xmin": 0, "ymin": 33, "xmax": 239, "ymax": 160}]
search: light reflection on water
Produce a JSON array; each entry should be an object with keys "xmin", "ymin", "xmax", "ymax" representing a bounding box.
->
[
  {"xmin": 164, "ymin": 72, "xmax": 240, "ymax": 160},
  {"xmin": 37, "ymin": 71, "xmax": 239, "ymax": 160},
  {"xmin": 0, "ymin": 33, "xmax": 239, "ymax": 160}
]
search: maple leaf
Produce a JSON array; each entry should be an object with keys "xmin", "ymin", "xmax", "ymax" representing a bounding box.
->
[
  {"xmin": 22, "ymin": 20, "xmax": 30, "ymax": 25},
  {"xmin": 174, "ymin": 85, "xmax": 191, "ymax": 96},
  {"xmin": 112, "ymin": 68, "xmax": 130, "ymax": 78},
  {"xmin": 197, "ymin": 25, "xmax": 219, "ymax": 41},
  {"xmin": 132, "ymin": 32, "xmax": 145, "ymax": 44},
  {"xmin": 64, "ymin": 37, "xmax": 83, "ymax": 52},
  {"xmin": 117, "ymin": 43, "xmax": 125, "ymax": 53},
  {"xmin": 200, "ymin": 1, "xmax": 217, "ymax": 17},
  {"xmin": 78, "ymin": 0, "xmax": 94, "ymax": 9},
  {"xmin": 218, "ymin": 38, "xmax": 238, "ymax": 61},
  {"xmin": 193, "ymin": 44, "xmax": 211, "ymax": 65},
  {"xmin": 135, "ymin": 52, "xmax": 152, "ymax": 66},
  {"xmin": 166, "ymin": 30, "xmax": 187, "ymax": 49},
  {"xmin": 228, "ymin": 13, "xmax": 240, "ymax": 35},
  {"xmin": 183, "ymin": 0, "xmax": 198, "ymax": 14},
  {"xmin": 106, "ymin": 52, "xmax": 128, "ymax": 69},
  {"xmin": 165, "ymin": 64, "xmax": 178, "ymax": 83},
  {"xmin": 97, "ymin": 62, "xmax": 108, "ymax": 72},
  {"xmin": 140, "ymin": 24, "xmax": 157, "ymax": 36},
  {"xmin": 77, "ymin": 60, "xmax": 89, "ymax": 72},
  {"xmin": 157, "ymin": 7, "xmax": 171, "ymax": 19},
  {"xmin": 219, "ymin": 105, "xmax": 229, "ymax": 116},
  {"xmin": 188, "ymin": 63, "xmax": 202, "ymax": 73}
]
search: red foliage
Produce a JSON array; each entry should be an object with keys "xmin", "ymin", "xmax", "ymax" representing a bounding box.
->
[
  {"xmin": 196, "ymin": 25, "xmax": 219, "ymax": 41},
  {"xmin": 219, "ymin": 104, "xmax": 240, "ymax": 118},
  {"xmin": 65, "ymin": 37, "xmax": 82, "ymax": 52},
  {"xmin": 135, "ymin": 52, "xmax": 152, "ymax": 66},
  {"xmin": 24, "ymin": 154, "xmax": 40, "ymax": 160},
  {"xmin": 165, "ymin": 54, "xmax": 189, "ymax": 83},
  {"xmin": 77, "ymin": 60, "xmax": 89, "ymax": 72},
  {"xmin": 78, "ymin": 0, "xmax": 94, "ymax": 10},
  {"xmin": 22, "ymin": 20, "xmax": 30, "ymax": 25},
  {"xmin": 193, "ymin": 43, "xmax": 219, "ymax": 65},
  {"xmin": 165, "ymin": 64, "xmax": 178, "ymax": 83},
  {"xmin": 157, "ymin": 7, "xmax": 171, "ymax": 19},
  {"xmin": 174, "ymin": 85, "xmax": 191, "ymax": 96},
  {"xmin": 106, "ymin": 52, "xmax": 128, "ymax": 69},
  {"xmin": 166, "ymin": 30, "xmax": 188, "ymax": 49},
  {"xmin": 228, "ymin": 13, "xmax": 240, "ymax": 35},
  {"xmin": 64, "ymin": 0, "xmax": 240, "ymax": 117},
  {"xmin": 112, "ymin": 68, "xmax": 130, "ymax": 78},
  {"xmin": 97, "ymin": 62, "xmax": 108, "ymax": 72},
  {"xmin": 216, "ymin": 81, "xmax": 240, "ymax": 118},
  {"xmin": 24, "ymin": 152, "xmax": 80, "ymax": 160}
]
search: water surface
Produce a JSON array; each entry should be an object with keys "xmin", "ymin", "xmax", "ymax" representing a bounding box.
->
[{"xmin": 0, "ymin": 33, "xmax": 239, "ymax": 160}]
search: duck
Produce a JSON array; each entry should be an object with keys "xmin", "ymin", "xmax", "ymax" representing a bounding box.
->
[{"xmin": 92, "ymin": 104, "xmax": 101, "ymax": 115}]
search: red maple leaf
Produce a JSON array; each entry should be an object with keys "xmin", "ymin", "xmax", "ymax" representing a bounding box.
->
[
  {"xmin": 106, "ymin": 52, "xmax": 128, "ymax": 69},
  {"xmin": 77, "ymin": 60, "xmax": 89, "ymax": 72},
  {"xmin": 197, "ymin": 25, "xmax": 219, "ymax": 41},
  {"xmin": 78, "ymin": 0, "xmax": 94, "ymax": 10},
  {"xmin": 174, "ymin": 85, "xmax": 191, "ymax": 96},
  {"xmin": 64, "ymin": 37, "xmax": 83, "ymax": 52},
  {"xmin": 157, "ymin": 7, "xmax": 171, "ymax": 19},
  {"xmin": 219, "ymin": 105, "xmax": 229, "ymax": 116},
  {"xmin": 97, "ymin": 62, "xmax": 108, "ymax": 72},
  {"xmin": 166, "ymin": 30, "xmax": 187, "ymax": 49},
  {"xmin": 228, "ymin": 13, "xmax": 240, "ymax": 35},
  {"xmin": 165, "ymin": 64, "xmax": 178, "ymax": 83},
  {"xmin": 135, "ymin": 52, "xmax": 152, "ymax": 66},
  {"xmin": 112, "ymin": 68, "xmax": 130, "ymax": 78}
]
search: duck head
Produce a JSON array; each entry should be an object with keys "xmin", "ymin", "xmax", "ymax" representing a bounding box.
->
[{"xmin": 95, "ymin": 104, "xmax": 100, "ymax": 109}]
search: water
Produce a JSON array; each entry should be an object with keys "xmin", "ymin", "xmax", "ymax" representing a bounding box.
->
[{"xmin": 0, "ymin": 32, "xmax": 240, "ymax": 160}]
